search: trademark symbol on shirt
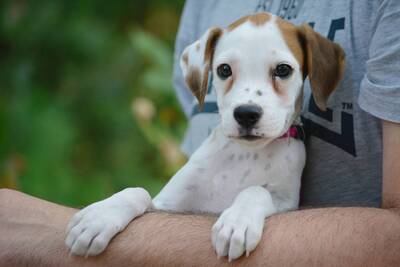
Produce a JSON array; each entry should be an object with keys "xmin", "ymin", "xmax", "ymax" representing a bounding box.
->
[{"xmin": 342, "ymin": 102, "xmax": 353, "ymax": 110}]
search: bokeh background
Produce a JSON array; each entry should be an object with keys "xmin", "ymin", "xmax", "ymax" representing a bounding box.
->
[{"xmin": 0, "ymin": 0, "xmax": 188, "ymax": 207}]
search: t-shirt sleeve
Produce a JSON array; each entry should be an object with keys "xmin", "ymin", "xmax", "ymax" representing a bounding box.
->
[
  {"xmin": 173, "ymin": 0, "xmax": 203, "ymax": 117},
  {"xmin": 358, "ymin": 0, "xmax": 400, "ymax": 123}
]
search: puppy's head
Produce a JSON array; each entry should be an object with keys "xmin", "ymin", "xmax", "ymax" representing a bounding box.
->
[{"xmin": 180, "ymin": 13, "xmax": 345, "ymax": 144}]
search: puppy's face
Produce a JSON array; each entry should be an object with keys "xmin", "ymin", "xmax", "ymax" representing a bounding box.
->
[{"xmin": 181, "ymin": 13, "xmax": 345, "ymax": 145}]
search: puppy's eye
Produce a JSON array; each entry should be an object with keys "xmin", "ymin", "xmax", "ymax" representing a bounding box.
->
[
  {"xmin": 217, "ymin": 64, "xmax": 232, "ymax": 80},
  {"xmin": 273, "ymin": 64, "xmax": 292, "ymax": 79}
]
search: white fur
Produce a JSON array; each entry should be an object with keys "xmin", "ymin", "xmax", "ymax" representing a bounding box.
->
[{"xmin": 66, "ymin": 14, "xmax": 306, "ymax": 261}]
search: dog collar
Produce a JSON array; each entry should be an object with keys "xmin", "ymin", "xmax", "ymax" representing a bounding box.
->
[{"xmin": 279, "ymin": 125, "xmax": 304, "ymax": 140}]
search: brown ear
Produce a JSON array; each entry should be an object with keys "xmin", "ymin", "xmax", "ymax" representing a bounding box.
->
[
  {"xmin": 180, "ymin": 27, "xmax": 223, "ymax": 107},
  {"xmin": 297, "ymin": 24, "xmax": 346, "ymax": 111}
]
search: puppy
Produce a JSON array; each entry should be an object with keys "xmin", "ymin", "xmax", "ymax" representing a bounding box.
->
[{"xmin": 65, "ymin": 12, "xmax": 345, "ymax": 261}]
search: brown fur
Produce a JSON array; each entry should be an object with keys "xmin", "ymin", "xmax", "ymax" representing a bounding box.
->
[
  {"xmin": 185, "ymin": 28, "xmax": 222, "ymax": 107},
  {"xmin": 185, "ymin": 67, "xmax": 202, "ymax": 102},
  {"xmin": 197, "ymin": 28, "xmax": 222, "ymax": 107},
  {"xmin": 204, "ymin": 28, "xmax": 223, "ymax": 64},
  {"xmin": 297, "ymin": 24, "xmax": 346, "ymax": 111},
  {"xmin": 227, "ymin": 13, "xmax": 271, "ymax": 32},
  {"xmin": 276, "ymin": 17, "xmax": 305, "ymax": 78},
  {"xmin": 182, "ymin": 52, "xmax": 189, "ymax": 66}
]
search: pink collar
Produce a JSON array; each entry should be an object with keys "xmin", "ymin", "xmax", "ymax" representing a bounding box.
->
[{"xmin": 279, "ymin": 126, "xmax": 300, "ymax": 139}]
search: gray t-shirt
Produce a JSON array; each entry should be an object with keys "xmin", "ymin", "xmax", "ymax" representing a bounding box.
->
[{"xmin": 173, "ymin": 0, "xmax": 400, "ymax": 207}]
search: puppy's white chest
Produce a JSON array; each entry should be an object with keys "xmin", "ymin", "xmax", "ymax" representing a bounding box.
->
[
  {"xmin": 153, "ymin": 127, "xmax": 305, "ymax": 214},
  {"xmin": 209, "ymin": 153, "xmax": 268, "ymax": 207}
]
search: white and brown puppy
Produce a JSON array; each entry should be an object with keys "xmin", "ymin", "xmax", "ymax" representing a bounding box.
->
[{"xmin": 65, "ymin": 13, "xmax": 345, "ymax": 261}]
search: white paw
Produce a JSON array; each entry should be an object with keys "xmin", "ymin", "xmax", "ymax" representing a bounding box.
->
[
  {"xmin": 65, "ymin": 188, "xmax": 151, "ymax": 256},
  {"xmin": 211, "ymin": 207, "xmax": 265, "ymax": 261}
]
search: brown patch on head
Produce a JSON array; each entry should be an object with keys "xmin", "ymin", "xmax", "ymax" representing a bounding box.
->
[
  {"xmin": 228, "ymin": 13, "xmax": 271, "ymax": 32},
  {"xmin": 276, "ymin": 17, "xmax": 305, "ymax": 78},
  {"xmin": 249, "ymin": 13, "xmax": 271, "ymax": 26},
  {"xmin": 276, "ymin": 18, "xmax": 345, "ymax": 111}
]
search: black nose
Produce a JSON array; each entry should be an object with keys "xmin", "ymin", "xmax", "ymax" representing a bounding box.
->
[{"xmin": 233, "ymin": 104, "xmax": 263, "ymax": 128}]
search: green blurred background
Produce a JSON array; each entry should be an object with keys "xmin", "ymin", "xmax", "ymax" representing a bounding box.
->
[{"xmin": 0, "ymin": 0, "xmax": 188, "ymax": 207}]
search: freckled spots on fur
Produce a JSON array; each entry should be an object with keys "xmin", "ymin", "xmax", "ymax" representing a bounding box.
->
[
  {"xmin": 228, "ymin": 153, "xmax": 235, "ymax": 161},
  {"xmin": 246, "ymin": 152, "xmax": 251, "ymax": 159},
  {"xmin": 264, "ymin": 163, "xmax": 272, "ymax": 170},
  {"xmin": 185, "ymin": 185, "xmax": 197, "ymax": 192},
  {"xmin": 253, "ymin": 153, "xmax": 259, "ymax": 160},
  {"xmin": 238, "ymin": 154, "xmax": 244, "ymax": 161},
  {"xmin": 256, "ymin": 90, "xmax": 263, "ymax": 96},
  {"xmin": 285, "ymin": 155, "xmax": 293, "ymax": 163},
  {"xmin": 222, "ymin": 142, "xmax": 231, "ymax": 150},
  {"xmin": 240, "ymin": 169, "xmax": 251, "ymax": 183}
]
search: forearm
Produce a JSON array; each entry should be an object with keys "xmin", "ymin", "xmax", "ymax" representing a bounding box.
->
[
  {"xmin": 112, "ymin": 207, "xmax": 400, "ymax": 267},
  {"xmin": 2, "ymin": 190, "xmax": 400, "ymax": 267},
  {"xmin": 0, "ymin": 190, "xmax": 95, "ymax": 267}
]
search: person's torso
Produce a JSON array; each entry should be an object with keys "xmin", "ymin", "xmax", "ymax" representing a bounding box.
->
[{"xmin": 181, "ymin": 0, "xmax": 382, "ymax": 207}]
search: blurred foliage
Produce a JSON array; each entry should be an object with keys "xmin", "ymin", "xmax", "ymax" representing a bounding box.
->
[{"xmin": 0, "ymin": 0, "xmax": 187, "ymax": 207}]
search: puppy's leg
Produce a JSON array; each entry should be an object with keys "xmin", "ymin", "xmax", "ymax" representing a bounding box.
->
[
  {"xmin": 65, "ymin": 187, "xmax": 151, "ymax": 256},
  {"xmin": 211, "ymin": 186, "xmax": 276, "ymax": 261}
]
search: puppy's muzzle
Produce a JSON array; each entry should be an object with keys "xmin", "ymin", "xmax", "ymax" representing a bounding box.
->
[{"xmin": 233, "ymin": 104, "xmax": 263, "ymax": 129}]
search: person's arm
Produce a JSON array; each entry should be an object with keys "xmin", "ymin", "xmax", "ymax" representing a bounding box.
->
[{"xmin": 1, "ymin": 138, "xmax": 400, "ymax": 267}]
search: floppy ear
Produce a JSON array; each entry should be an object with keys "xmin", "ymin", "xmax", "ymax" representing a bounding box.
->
[
  {"xmin": 180, "ymin": 27, "xmax": 223, "ymax": 108},
  {"xmin": 297, "ymin": 24, "xmax": 346, "ymax": 111}
]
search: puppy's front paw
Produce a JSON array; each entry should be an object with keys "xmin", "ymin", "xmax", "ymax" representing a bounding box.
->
[
  {"xmin": 65, "ymin": 202, "xmax": 127, "ymax": 256},
  {"xmin": 65, "ymin": 188, "xmax": 151, "ymax": 256},
  {"xmin": 211, "ymin": 207, "xmax": 265, "ymax": 262}
]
